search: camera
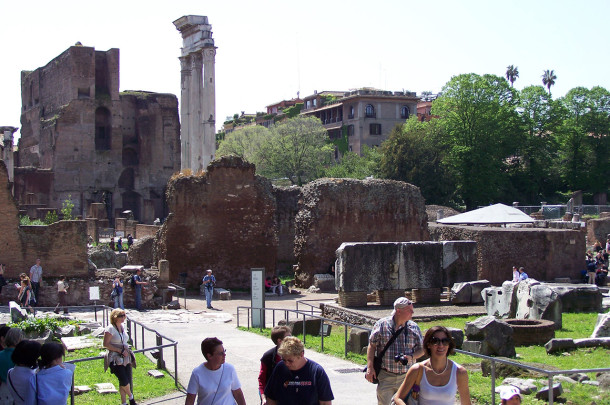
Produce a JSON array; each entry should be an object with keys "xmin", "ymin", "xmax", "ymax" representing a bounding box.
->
[{"xmin": 394, "ymin": 353, "xmax": 410, "ymax": 366}]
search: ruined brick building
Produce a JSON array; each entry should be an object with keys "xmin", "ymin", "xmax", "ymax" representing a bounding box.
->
[{"xmin": 15, "ymin": 44, "xmax": 181, "ymax": 223}]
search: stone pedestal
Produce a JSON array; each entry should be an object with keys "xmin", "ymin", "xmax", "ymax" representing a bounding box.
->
[
  {"xmin": 376, "ymin": 289, "xmax": 405, "ymax": 306},
  {"xmin": 158, "ymin": 260, "xmax": 170, "ymax": 287},
  {"xmin": 412, "ymin": 288, "xmax": 442, "ymax": 304},
  {"xmin": 338, "ymin": 291, "xmax": 367, "ymax": 307}
]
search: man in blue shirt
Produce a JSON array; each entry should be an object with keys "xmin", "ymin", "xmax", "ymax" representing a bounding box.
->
[
  {"xmin": 518, "ymin": 267, "xmax": 529, "ymax": 281},
  {"xmin": 202, "ymin": 269, "xmax": 216, "ymax": 309},
  {"xmin": 264, "ymin": 336, "xmax": 333, "ymax": 405},
  {"xmin": 134, "ymin": 269, "xmax": 148, "ymax": 310}
]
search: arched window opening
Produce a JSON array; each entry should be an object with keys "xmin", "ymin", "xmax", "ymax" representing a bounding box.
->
[
  {"xmin": 365, "ymin": 104, "xmax": 375, "ymax": 118},
  {"xmin": 401, "ymin": 106, "xmax": 410, "ymax": 119}
]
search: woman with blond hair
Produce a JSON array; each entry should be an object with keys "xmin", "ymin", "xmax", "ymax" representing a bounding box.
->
[
  {"xmin": 393, "ymin": 326, "xmax": 471, "ymax": 405},
  {"xmin": 104, "ymin": 308, "xmax": 137, "ymax": 405}
]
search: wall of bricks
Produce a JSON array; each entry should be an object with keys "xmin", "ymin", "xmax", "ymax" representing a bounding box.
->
[
  {"xmin": 0, "ymin": 161, "xmax": 88, "ymax": 279},
  {"xmin": 587, "ymin": 216, "xmax": 610, "ymax": 246},
  {"xmin": 429, "ymin": 224, "xmax": 586, "ymax": 286}
]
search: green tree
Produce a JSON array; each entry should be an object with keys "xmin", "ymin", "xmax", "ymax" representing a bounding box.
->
[
  {"xmin": 505, "ymin": 65, "xmax": 519, "ymax": 87},
  {"xmin": 61, "ymin": 195, "xmax": 75, "ymax": 220},
  {"xmin": 324, "ymin": 145, "xmax": 381, "ymax": 180},
  {"xmin": 508, "ymin": 85, "xmax": 562, "ymax": 202},
  {"xmin": 216, "ymin": 125, "xmax": 270, "ymax": 163},
  {"xmin": 258, "ymin": 116, "xmax": 333, "ymax": 186},
  {"xmin": 432, "ymin": 73, "xmax": 521, "ymax": 209},
  {"xmin": 379, "ymin": 120, "xmax": 455, "ymax": 205},
  {"xmin": 542, "ymin": 69, "xmax": 557, "ymax": 95}
]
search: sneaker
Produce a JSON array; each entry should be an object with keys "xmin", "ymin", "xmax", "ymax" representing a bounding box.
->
[
  {"xmin": 207, "ymin": 306, "xmax": 213, "ymax": 309},
  {"xmin": 129, "ymin": 398, "xmax": 137, "ymax": 405}
]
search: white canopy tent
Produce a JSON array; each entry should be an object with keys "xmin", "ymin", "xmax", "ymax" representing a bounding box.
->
[{"xmin": 437, "ymin": 203, "xmax": 535, "ymax": 225}]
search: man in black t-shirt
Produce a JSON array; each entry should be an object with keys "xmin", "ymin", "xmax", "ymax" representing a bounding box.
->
[{"xmin": 264, "ymin": 337, "xmax": 333, "ymax": 405}]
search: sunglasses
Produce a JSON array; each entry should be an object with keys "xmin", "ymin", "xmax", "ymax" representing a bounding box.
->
[
  {"xmin": 430, "ymin": 337, "xmax": 451, "ymax": 346},
  {"xmin": 117, "ymin": 314, "xmax": 126, "ymax": 318}
]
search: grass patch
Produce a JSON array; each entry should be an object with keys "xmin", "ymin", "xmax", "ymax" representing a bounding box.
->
[
  {"xmin": 65, "ymin": 345, "xmax": 178, "ymax": 404},
  {"xmin": 239, "ymin": 312, "xmax": 610, "ymax": 404}
]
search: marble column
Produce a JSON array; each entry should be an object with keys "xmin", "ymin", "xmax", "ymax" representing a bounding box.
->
[{"xmin": 179, "ymin": 56, "xmax": 191, "ymax": 171}]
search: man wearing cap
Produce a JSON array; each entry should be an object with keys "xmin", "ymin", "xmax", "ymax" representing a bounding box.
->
[
  {"xmin": 365, "ymin": 297, "xmax": 424, "ymax": 405},
  {"xmin": 202, "ymin": 269, "xmax": 216, "ymax": 309},
  {"xmin": 499, "ymin": 385, "xmax": 522, "ymax": 404}
]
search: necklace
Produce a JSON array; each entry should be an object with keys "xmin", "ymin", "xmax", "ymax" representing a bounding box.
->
[{"xmin": 430, "ymin": 358, "xmax": 449, "ymax": 375}]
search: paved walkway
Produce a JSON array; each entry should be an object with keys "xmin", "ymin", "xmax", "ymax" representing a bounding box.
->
[{"xmin": 129, "ymin": 291, "xmax": 377, "ymax": 404}]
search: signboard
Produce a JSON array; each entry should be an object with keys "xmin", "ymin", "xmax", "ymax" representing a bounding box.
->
[
  {"xmin": 89, "ymin": 286, "xmax": 100, "ymax": 301},
  {"xmin": 98, "ymin": 228, "xmax": 115, "ymax": 239},
  {"xmin": 251, "ymin": 268, "xmax": 265, "ymax": 328},
  {"xmin": 115, "ymin": 231, "xmax": 125, "ymax": 238}
]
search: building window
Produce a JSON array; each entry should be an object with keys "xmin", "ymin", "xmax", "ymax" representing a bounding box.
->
[
  {"xmin": 370, "ymin": 123, "xmax": 382, "ymax": 135},
  {"xmin": 348, "ymin": 106, "xmax": 355, "ymax": 119},
  {"xmin": 365, "ymin": 104, "xmax": 375, "ymax": 118},
  {"xmin": 95, "ymin": 107, "xmax": 112, "ymax": 150},
  {"xmin": 401, "ymin": 105, "xmax": 410, "ymax": 119},
  {"xmin": 347, "ymin": 125, "xmax": 354, "ymax": 137}
]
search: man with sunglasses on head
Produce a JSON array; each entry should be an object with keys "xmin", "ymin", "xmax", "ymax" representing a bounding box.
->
[
  {"xmin": 365, "ymin": 297, "xmax": 424, "ymax": 405},
  {"xmin": 264, "ymin": 336, "xmax": 333, "ymax": 405}
]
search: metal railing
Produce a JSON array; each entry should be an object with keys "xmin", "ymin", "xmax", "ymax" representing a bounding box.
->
[
  {"xmin": 454, "ymin": 349, "xmax": 610, "ymax": 405},
  {"xmin": 236, "ymin": 306, "xmax": 369, "ymax": 356},
  {"xmin": 46, "ymin": 305, "xmax": 181, "ymax": 405},
  {"xmin": 165, "ymin": 283, "xmax": 187, "ymax": 310},
  {"xmin": 295, "ymin": 299, "xmax": 324, "ymax": 315},
  {"xmin": 237, "ymin": 305, "xmax": 609, "ymax": 404}
]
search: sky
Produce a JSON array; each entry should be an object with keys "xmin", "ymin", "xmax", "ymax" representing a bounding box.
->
[{"xmin": 1, "ymin": 0, "xmax": 609, "ymax": 141}]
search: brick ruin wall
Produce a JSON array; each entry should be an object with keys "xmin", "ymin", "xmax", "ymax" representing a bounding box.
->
[
  {"xmin": 273, "ymin": 186, "xmax": 300, "ymax": 273},
  {"xmin": 294, "ymin": 178, "xmax": 429, "ymax": 286},
  {"xmin": 429, "ymin": 223, "xmax": 586, "ymax": 286},
  {"xmin": 0, "ymin": 161, "xmax": 88, "ymax": 282},
  {"xmin": 587, "ymin": 216, "xmax": 610, "ymax": 246},
  {"xmin": 154, "ymin": 156, "xmax": 278, "ymax": 289}
]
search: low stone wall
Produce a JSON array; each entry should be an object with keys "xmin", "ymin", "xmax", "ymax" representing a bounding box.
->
[
  {"xmin": 0, "ymin": 269, "xmax": 159, "ymax": 308},
  {"xmin": 335, "ymin": 241, "xmax": 477, "ymax": 295},
  {"xmin": 429, "ymin": 224, "xmax": 585, "ymax": 286}
]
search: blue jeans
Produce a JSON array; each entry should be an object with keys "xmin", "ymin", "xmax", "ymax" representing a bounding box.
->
[
  {"xmin": 135, "ymin": 287, "xmax": 142, "ymax": 310},
  {"xmin": 205, "ymin": 287, "xmax": 214, "ymax": 308},
  {"xmin": 114, "ymin": 293, "xmax": 124, "ymax": 309}
]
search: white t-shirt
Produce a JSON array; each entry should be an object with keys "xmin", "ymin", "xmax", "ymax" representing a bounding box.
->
[
  {"xmin": 186, "ymin": 363, "xmax": 241, "ymax": 405},
  {"xmin": 105, "ymin": 324, "xmax": 131, "ymax": 366}
]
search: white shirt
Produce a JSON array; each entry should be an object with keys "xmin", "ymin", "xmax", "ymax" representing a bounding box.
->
[
  {"xmin": 105, "ymin": 324, "xmax": 131, "ymax": 366},
  {"xmin": 29, "ymin": 265, "xmax": 42, "ymax": 283},
  {"xmin": 187, "ymin": 363, "xmax": 241, "ymax": 405}
]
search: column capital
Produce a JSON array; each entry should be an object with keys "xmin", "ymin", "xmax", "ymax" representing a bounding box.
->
[{"xmin": 202, "ymin": 47, "xmax": 216, "ymax": 62}]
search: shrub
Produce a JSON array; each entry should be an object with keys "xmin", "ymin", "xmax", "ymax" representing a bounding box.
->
[{"xmin": 44, "ymin": 210, "xmax": 59, "ymax": 225}]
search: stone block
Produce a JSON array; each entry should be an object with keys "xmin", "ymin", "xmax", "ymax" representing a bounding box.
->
[
  {"xmin": 346, "ymin": 330, "xmax": 369, "ymax": 354},
  {"xmin": 167, "ymin": 300, "xmax": 180, "ymax": 310},
  {"xmin": 535, "ymin": 383, "xmax": 563, "ymax": 401},
  {"xmin": 214, "ymin": 288, "xmax": 231, "ymax": 300},
  {"xmin": 95, "ymin": 383, "xmax": 118, "ymax": 394},
  {"xmin": 598, "ymin": 372, "xmax": 610, "ymax": 391},
  {"xmin": 121, "ymin": 265, "xmax": 144, "ymax": 273},
  {"xmin": 441, "ymin": 240, "xmax": 478, "ymax": 286},
  {"xmin": 148, "ymin": 370, "xmax": 165, "ymax": 378},
  {"xmin": 573, "ymin": 337, "xmax": 610, "ymax": 349},
  {"xmin": 9, "ymin": 301, "xmax": 27, "ymax": 323},
  {"xmin": 62, "ymin": 336, "xmax": 97, "ymax": 352},
  {"xmin": 462, "ymin": 340, "xmax": 482, "ymax": 354},
  {"xmin": 592, "ymin": 312, "xmax": 610, "ymax": 338},
  {"xmin": 464, "ymin": 316, "xmax": 515, "ymax": 357},
  {"xmin": 447, "ymin": 327, "xmax": 464, "ymax": 349},
  {"xmin": 451, "ymin": 280, "xmax": 491, "ymax": 304},
  {"xmin": 483, "ymin": 281, "xmax": 517, "ymax": 319},
  {"xmin": 116, "ymin": 252, "xmax": 128, "ymax": 268},
  {"xmin": 500, "ymin": 379, "xmax": 538, "ymax": 395},
  {"xmin": 550, "ymin": 284, "xmax": 602, "ymax": 313},
  {"xmin": 313, "ymin": 274, "xmax": 336, "ymax": 292},
  {"xmin": 74, "ymin": 386, "xmax": 92, "ymax": 395},
  {"xmin": 279, "ymin": 319, "xmax": 322, "ymax": 336},
  {"xmin": 545, "ymin": 338, "xmax": 575, "ymax": 354}
]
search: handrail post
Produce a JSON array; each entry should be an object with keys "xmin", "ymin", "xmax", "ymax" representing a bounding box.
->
[
  {"xmin": 174, "ymin": 343, "xmax": 179, "ymax": 387},
  {"xmin": 142, "ymin": 324, "xmax": 145, "ymax": 350},
  {"xmin": 321, "ymin": 320, "xmax": 324, "ymax": 352},
  {"xmin": 237, "ymin": 307, "xmax": 240, "ymax": 328},
  {"xmin": 548, "ymin": 374, "xmax": 554, "ymax": 405},
  {"xmin": 302, "ymin": 313, "xmax": 306, "ymax": 345},
  {"xmin": 344, "ymin": 326, "xmax": 348, "ymax": 357},
  {"xmin": 491, "ymin": 360, "xmax": 496, "ymax": 405},
  {"xmin": 156, "ymin": 334, "xmax": 165, "ymax": 369}
]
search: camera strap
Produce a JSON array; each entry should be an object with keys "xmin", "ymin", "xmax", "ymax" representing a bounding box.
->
[{"xmin": 379, "ymin": 325, "xmax": 405, "ymax": 360}]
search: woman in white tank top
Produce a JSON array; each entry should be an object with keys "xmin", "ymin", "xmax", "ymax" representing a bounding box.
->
[{"xmin": 392, "ymin": 326, "xmax": 471, "ymax": 405}]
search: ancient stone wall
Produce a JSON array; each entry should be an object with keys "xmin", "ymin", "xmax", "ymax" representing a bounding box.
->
[
  {"xmin": 429, "ymin": 224, "xmax": 585, "ymax": 286},
  {"xmin": 587, "ymin": 216, "xmax": 610, "ymax": 246},
  {"xmin": 16, "ymin": 45, "xmax": 180, "ymax": 224},
  {"xmin": 273, "ymin": 186, "xmax": 300, "ymax": 273},
  {"xmin": 294, "ymin": 178, "xmax": 429, "ymax": 286},
  {"xmin": 135, "ymin": 224, "xmax": 161, "ymax": 239},
  {"xmin": 0, "ymin": 161, "xmax": 88, "ymax": 279},
  {"xmin": 155, "ymin": 156, "xmax": 278, "ymax": 288}
]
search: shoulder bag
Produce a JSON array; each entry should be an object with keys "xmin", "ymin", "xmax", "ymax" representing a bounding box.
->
[{"xmin": 364, "ymin": 325, "xmax": 405, "ymax": 384}]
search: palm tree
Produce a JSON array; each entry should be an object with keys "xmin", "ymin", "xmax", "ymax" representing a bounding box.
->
[
  {"xmin": 542, "ymin": 69, "xmax": 557, "ymax": 95},
  {"xmin": 505, "ymin": 65, "xmax": 519, "ymax": 87}
]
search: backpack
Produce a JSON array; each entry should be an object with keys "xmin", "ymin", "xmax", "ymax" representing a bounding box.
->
[{"xmin": 130, "ymin": 275, "xmax": 137, "ymax": 288}]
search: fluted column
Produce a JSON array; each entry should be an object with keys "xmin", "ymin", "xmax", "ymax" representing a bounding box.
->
[
  {"xmin": 190, "ymin": 52, "xmax": 204, "ymax": 172},
  {"xmin": 179, "ymin": 56, "xmax": 191, "ymax": 171},
  {"xmin": 201, "ymin": 47, "xmax": 216, "ymax": 169}
]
